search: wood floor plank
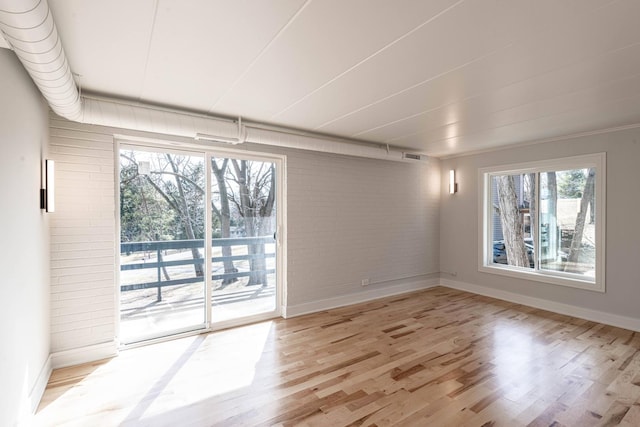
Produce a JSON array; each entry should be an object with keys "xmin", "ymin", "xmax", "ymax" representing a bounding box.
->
[{"xmin": 35, "ymin": 287, "xmax": 640, "ymax": 426}]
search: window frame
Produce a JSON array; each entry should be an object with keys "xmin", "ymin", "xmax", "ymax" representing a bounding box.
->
[{"xmin": 478, "ymin": 153, "xmax": 606, "ymax": 292}]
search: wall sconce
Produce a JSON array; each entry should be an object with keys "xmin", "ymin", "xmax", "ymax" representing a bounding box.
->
[
  {"xmin": 40, "ymin": 159, "xmax": 55, "ymax": 212},
  {"xmin": 449, "ymin": 169, "xmax": 458, "ymax": 194}
]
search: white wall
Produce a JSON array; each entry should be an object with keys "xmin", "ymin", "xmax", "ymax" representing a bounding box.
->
[
  {"xmin": 283, "ymin": 149, "xmax": 441, "ymax": 314},
  {"xmin": 48, "ymin": 116, "xmax": 441, "ymax": 357},
  {"xmin": 0, "ymin": 50, "xmax": 51, "ymax": 426},
  {"xmin": 440, "ymin": 127, "xmax": 640, "ymax": 323}
]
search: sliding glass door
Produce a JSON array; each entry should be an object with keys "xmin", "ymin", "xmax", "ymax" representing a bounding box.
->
[
  {"xmin": 118, "ymin": 145, "xmax": 281, "ymax": 344},
  {"xmin": 210, "ymin": 156, "xmax": 277, "ymax": 324}
]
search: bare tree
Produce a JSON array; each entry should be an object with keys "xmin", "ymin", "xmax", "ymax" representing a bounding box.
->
[
  {"xmin": 121, "ymin": 152, "xmax": 276, "ymax": 287},
  {"xmin": 211, "ymin": 158, "xmax": 237, "ymax": 284},
  {"xmin": 566, "ymin": 168, "xmax": 595, "ymax": 268},
  {"xmin": 228, "ymin": 160, "xmax": 275, "ymax": 286},
  {"xmin": 496, "ymin": 175, "xmax": 530, "ymax": 267},
  {"xmin": 122, "ymin": 153, "xmax": 205, "ymax": 277},
  {"xmin": 165, "ymin": 155, "xmax": 204, "ymax": 277}
]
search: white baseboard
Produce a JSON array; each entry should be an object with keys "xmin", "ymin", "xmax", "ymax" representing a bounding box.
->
[
  {"xmin": 284, "ymin": 277, "xmax": 439, "ymax": 318},
  {"xmin": 441, "ymin": 278, "xmax": 640, "ymax": 332},
  {"xmin": 29, "ymin": 354, "xmax": 52, "ymax": 414},
  {"xmin": 51, "ymin": 340, "xmax": 119, "ymax": 369}
]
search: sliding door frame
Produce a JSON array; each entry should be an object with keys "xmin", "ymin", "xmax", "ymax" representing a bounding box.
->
[{"xmin": 115, "ymin": 135, "xmax": 287, "ymax": 348}]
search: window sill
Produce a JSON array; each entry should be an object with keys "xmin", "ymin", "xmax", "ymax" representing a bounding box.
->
[{"xmin": 478, "ymin": 264, "xmax": 605, "ymax": 293}]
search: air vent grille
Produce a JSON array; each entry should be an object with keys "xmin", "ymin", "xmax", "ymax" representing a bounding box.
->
[{"xmin": 403, "ymin": 152, "xmax": 428, "ymax": 161}]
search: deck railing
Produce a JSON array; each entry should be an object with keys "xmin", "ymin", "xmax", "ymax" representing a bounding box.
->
[{"xmin": 120, "ymin": 236, "xmax": 275, "ymax": 301}]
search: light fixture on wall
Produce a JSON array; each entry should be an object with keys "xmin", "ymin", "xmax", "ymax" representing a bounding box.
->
[
  {"xmin": 40, "ymin": 159, "xmax": 55, "ymax": 212},
  {"xmin": 449, "ymin": 169, "xmax": 458, "ymax": 194}
]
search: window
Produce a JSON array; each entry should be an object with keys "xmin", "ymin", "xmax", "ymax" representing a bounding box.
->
[{"xmin": 479, "ymin": 153, "xmax": 605, "ymax": 291}]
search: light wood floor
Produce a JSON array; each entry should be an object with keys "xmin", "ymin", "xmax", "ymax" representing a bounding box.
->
[{"xmin": 36, "ymin": 287, "xmax": 640, "ymax": 426}]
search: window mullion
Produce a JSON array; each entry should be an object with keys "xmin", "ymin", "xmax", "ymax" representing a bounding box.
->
[{"xmin": 534, "ymin": 172, "xmax": 540, "ymax": 272}]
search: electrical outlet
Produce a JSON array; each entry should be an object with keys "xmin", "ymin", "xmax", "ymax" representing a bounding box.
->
[{"xmin": 361, "ymin": 278, "xmax": 370, "ymax": 286}]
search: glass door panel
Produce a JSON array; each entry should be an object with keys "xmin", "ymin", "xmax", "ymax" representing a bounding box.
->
[
  {"xmin": 119, "ymin": 148, "xmax": 206, "ymax": 343},
  {"xmin": 210, "ymin": 157, "xmax": 277, "ymax": 324}
]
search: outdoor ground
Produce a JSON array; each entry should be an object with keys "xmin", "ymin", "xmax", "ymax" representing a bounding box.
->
[{"xmin": 119, "ymin": 244, "xmax": 276, "ymax": 343}]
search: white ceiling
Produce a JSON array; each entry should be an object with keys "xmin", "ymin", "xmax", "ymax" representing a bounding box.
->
[{"xmin": 47, "ymin": 0, "xmax": 640, "ymax": 157}]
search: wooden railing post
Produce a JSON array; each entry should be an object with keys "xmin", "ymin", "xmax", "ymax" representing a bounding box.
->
[{"xmin": 157, "ymin": 248, "xmax": 162, "ymax": 302}]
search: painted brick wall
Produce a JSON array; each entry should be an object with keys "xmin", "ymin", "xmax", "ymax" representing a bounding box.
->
[{"xmin": 49, "ymin": 116, "xmax": 116, "ymax": 353}]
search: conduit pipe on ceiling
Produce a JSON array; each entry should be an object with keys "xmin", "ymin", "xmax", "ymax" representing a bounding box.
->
[
  {"xmin": 0, "ymin": 0, "xmax": 425, "ymax": 163},
  {"xmin": 244, "ymin": 125, "xmax": 405, "ymax": 162},
  {"xmin": 0, "ymin": 0, "xmax": 82, "ymax": 121},
  {"xmin": 81, "ymin": 96, "xmax": 412, "ymax": 162},
  {"xmin": 80, "ymin": 97, "xmax": 417, "ymax": 162},
  {"xmin": 81, "ymin": 97, "xmax": 241, "ymax": 143}
]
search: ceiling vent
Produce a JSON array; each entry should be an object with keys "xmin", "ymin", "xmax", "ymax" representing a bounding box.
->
[{"xmin": 402, "ymin": 152, "xmax": 429, "ymax": 162}]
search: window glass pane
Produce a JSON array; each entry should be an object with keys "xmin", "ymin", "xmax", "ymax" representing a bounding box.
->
[
  {"xmin": 119, "ymin": 149, "xmax": 206, "ymax": 343},
  {"xmin": 210, "ymin": 158, "xmax": 277, "ymax": 323},
  {"xmin": 491, "ymin": 173, "xmax": 535, "ymax": 269},
  {"xmin": 539, "ymin": 168, "xmax": 596, "ymax": 278}
]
